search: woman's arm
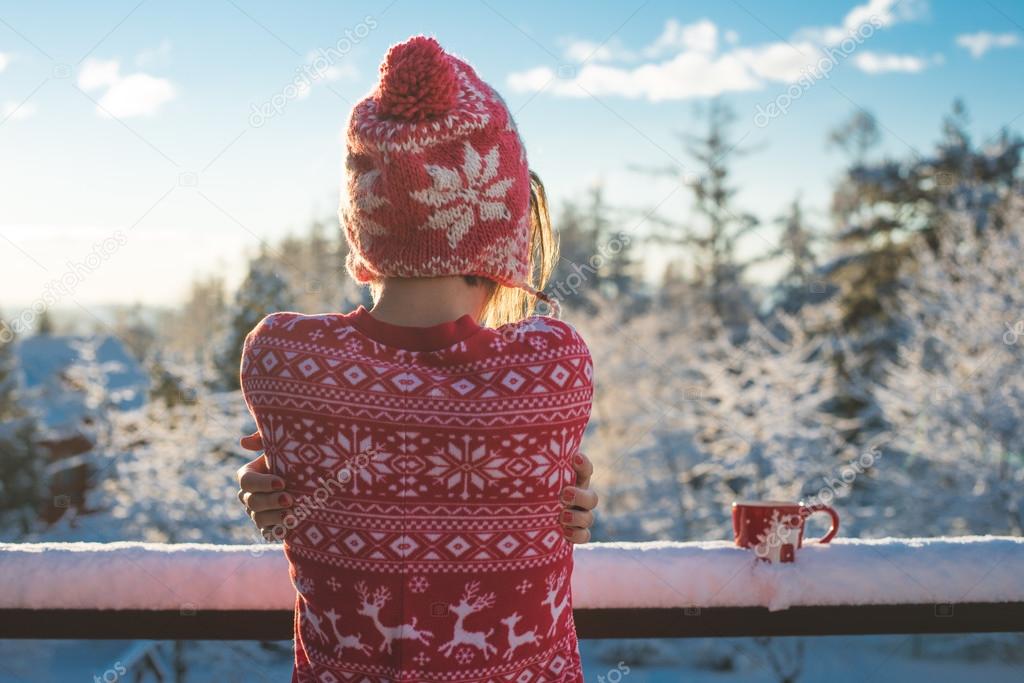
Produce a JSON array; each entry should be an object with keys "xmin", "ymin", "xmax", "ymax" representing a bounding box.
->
[{"xmin": 235, "ymin": 432, "xmax": 599, "ymax": 543}]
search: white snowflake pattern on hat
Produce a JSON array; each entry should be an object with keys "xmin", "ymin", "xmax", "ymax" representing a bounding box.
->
[
  {"xmin": 346, "ymin": 169, "xmax": 390, "ymax": 246},
  {"xmin": 410, "ymin": 142, "xmax": 513, "ymax": 249}
]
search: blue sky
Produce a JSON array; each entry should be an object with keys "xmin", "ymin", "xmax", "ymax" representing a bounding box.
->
[{"xmin": 1, "ymin": 0, "xmax": 1022, "ymax": 308}]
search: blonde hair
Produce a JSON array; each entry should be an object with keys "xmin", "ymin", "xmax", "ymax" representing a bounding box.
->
[
  {"xmin": 477, "ymin": 171, "xmax": 558, "ymax": 327},
  {"xmin": 369, "ymin": 171, "xmax": 559, "ymax": 328}
]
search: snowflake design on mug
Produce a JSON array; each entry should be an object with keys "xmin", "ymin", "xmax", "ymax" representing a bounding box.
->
[{"xmin": 410, "ymin": 142, "xmax": 514, "ymax": 248}]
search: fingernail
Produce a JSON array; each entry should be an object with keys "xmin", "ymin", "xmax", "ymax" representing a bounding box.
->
[
  {"xmin": 272, "ymin": 479, "xmax": 284, "ymax": 490},
  {"xmin": 278, "ymin": 494, "xmax": 291, "ymax": 507},
  {"xmin": 562, "ymin": 510, "xmax": 574, "ymax": 523},
  {"xmin": 574, "ymin": 454, "xmax": 584, "ymax": 466},
  {"xmin": 561, "ymin": 488, "xmax": 575, "ymax": 504},
  {"xmin": 562, "ymin": 529, "xmax": 574, "ymax": 540}
]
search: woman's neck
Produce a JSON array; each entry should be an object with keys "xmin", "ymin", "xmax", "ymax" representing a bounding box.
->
[{"xmin": 369, "ymin": 276, "xmax": 488, "ymax": 327}]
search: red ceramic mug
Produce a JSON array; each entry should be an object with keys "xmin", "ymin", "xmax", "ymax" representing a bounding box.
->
[{"xmin": 732, "ymin": 500, "xmax": 839, "ymax": 563}]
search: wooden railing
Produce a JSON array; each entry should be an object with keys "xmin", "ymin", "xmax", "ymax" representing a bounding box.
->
[{"xmin": 1, "ymin": 538, "xmax": 1022, "ymax": 640}]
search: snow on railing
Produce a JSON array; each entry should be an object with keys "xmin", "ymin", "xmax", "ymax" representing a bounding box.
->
[{"xmin": 1, "ymin": 537, "xmax": 1023, "ymax": 640}]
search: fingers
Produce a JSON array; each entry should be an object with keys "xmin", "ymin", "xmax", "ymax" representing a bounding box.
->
[
  {"xmin": 240, "ymin": 432, "xmax": 264, "ymax": 451},
  {"xmin": 260, "ymin": 526, "xmax": 287, "ymax": 543},
  {"xmin": 562, "ymin": 526, "xmax": 591, "ymax": 544},
  {"xmin": 251, "ymin": 509, "xmax": 286, "ymax": 531},
  {"xmin": 241, "ymin": 491, "xmax": 292, "ymax": 514},
  {"xmin": 572, "ymin": 451, "xmax": 593, "ymax": 488},
  {"xmin": 560, "ymin": 507, "xmax": 594, "ymax": 531},
  {"xmin": 560, "ymin": 485, "xmax": 597, "ymax": 545},
  {"xmin": 560, "ymin": 485, "xmax": 598, "ymax": 512},
  {"xmin": 236, "ymin": 456, "xmax": 283, "ymax": 492}
]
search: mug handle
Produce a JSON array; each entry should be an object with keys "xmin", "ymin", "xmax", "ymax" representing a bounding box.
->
[{"xmin": 801, "ymin": 505, "xmax": 839, "ymax": 544}]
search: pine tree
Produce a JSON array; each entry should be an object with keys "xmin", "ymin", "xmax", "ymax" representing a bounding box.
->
[
  {"xmin": 827, "ymin": 101, "xmax": 1023, "ymax": 370},
  {"xmin": 0, "ymin": 314, "xmax": 46, "ymax": 536},
  {"xmin": 215, "ymin": 251, "xmax": 296, "ymax": 390},
  {"xmin": 823, "ymin": 100, "xmax": 1023, "ymax": 439},
  {"xmin": 636, "ymin": 100, "xmax": 758, "ymax": 333},
  {"xmin": 35, "ymin": 310, "xmax": 55, "ymax": 335},
  {"xmin": 773, "ymin": 197, "xmax": 819, "ymax": 288},
  {"xmin": 0, "ymin": 319, "xmax": 17, "ymax": 419},
  {"xmin": 170, "ymin": 274, "xmax": 227, "ymax": 370},
  {"xmin": 765, "ymin": 197, "xmax": 827, "ymax": 313},
  {"xmin": 587, "ymin": 184, "xmax": 637, "ymax": 303},
  {"xmin": 550, "ymin": 200, "xmax": 600, "ymax": 311},
  {"xmin": 292, "ymin": 220, "xmax": 355, "ymax": 313},
  {"xmin": 826, "ymin": 109, "xmax": 880, "ymax": 166},
  {"xmin": 112, "ymin": 304, "xmax": 157, "ymax": 362}
]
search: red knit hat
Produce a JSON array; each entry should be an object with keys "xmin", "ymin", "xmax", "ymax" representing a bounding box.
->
[{"xmin": 341, "ymin": 36, "xmax": 547, "ymax": 303}]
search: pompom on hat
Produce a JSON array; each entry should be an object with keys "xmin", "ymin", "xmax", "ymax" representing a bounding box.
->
[{"xmin": 341, "ymin": 36, "xmax": 554, "ymax": 309}]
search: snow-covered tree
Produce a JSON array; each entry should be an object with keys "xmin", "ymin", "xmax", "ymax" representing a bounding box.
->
[
  {"xmin": 876, "ymin": 201, "xmax": 1024, "ymax": 535},
  {"xmin": 0, "ymin": 316, "xmax": 46, "ymax": 537},
  {"xmin": 215, "ymin": 252, "xmax": 296, "ymax": 390},
  {"xmin": 576, "ymin": 294, "xmax": 881, "ymax": 542},
  {"xmin": 635, "ymin": 100, "xmax": 759, "ymax": 333},
  {"xmin": 33, "ymin": 388, "xmax": 259, "ymax": 544}
]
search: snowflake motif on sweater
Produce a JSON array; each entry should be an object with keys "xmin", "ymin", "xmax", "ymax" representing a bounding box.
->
[{"xmin": 240, "ymin": 307, "xmax": 593, "ymax": 683}]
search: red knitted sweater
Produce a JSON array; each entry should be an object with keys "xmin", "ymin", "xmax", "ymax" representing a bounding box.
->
[{"xmin": 240, "ymin": 307, "xmax": 593, "ymax": 682}]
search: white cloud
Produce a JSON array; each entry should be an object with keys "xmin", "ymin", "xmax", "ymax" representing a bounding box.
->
[
  {"xmin": 513, "ymin": 53, "xmax": 761, "ymax": 102},
  {"xmin": 955, "ymin": 31, "xmax": 1020, "ymax": 58},
  {"xmin": 508, "ymin": 1, "xmax": 930, "ymax": 102},
  {"xmin": 136, "ymin": 39, "xmax": 172, "ymax": 68},
  {"xmin": 562, "ymin": 38, "xmax": 635, "ymax": 63},
  {"xmin": 852, "ymin": 51, "xmax": 932, "ymax": 73},
  {"xmin": 2, "ymin": 101, "xmax": 37, "ymax": 121},
  {"xmin": 321, "ymin": 63, "xmax": 357, "ymax": 81},
  {"xmin": 734, "ymin": 41, "xmax": 823, "ymax": 82},
  {"xmin": 645, "ymin": 18, "xmax": 718, "ymax": 56},
  {"xmin": 78, "ymin": 58, "xmax": 121, "ymax": 90},
  {"xmin": 578, "ymin": 52, "xmax": 760, "ymax": 101},
  {"xmin": 802, "ymin": 0, "xmax": 927, "ymax": 45},
  {"xmin": 78, "ymin": 57, "xmax": 176, "ymax": 118},
  {"xmin": 844, "ymin": 0, "xmax": 917, "ymax": 31},
  {"xmin": 507, "ymin": 66, "xmax": 556, "ymax": 93},
  {"xmin": 98, "ymin": 73, "xmax": 176, "ymax": 117},
  {"xmin": 510, "ymin": 18, "xmax": 762, "ymax": 101},
  {"xmin": 295, "ymin": 51, "xmax": 359, "ymax": 99}
]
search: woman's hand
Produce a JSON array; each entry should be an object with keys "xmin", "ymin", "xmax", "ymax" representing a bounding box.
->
[
  {"xmin": 561, "ymin": 452, "xmax": 598, "ymax": 543},
  {"xmin": 235, "ymin": 433, "xmax": 292, "ymax": 541},
  {"xmin": 236, "ymin": 433, "xmax": 599, "ymax": 543}
]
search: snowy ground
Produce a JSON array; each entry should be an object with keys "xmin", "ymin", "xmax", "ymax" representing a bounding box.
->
[{"xmin": 0, "ymin": 635, "xmax": 1020, "ymax": 683}]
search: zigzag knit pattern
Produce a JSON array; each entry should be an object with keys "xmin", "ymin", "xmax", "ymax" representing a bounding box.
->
[{"xmin": 241, "ymin": 308, "xmax": 593, "ymax": 682}]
